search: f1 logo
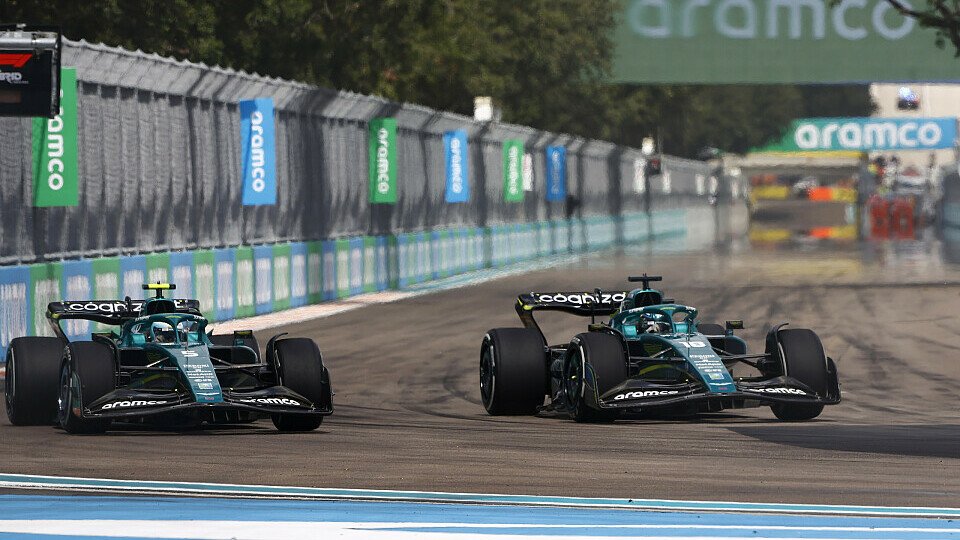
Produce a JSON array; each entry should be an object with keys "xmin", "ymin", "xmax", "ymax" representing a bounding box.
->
[{"xmin": 0, "ymin": 53, "xmax": 32, "ymax": 68}]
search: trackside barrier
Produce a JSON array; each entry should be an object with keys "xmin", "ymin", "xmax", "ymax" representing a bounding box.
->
[{"xmin": 0, "ymin": 210, "xmax": 691, "ymax": 362}]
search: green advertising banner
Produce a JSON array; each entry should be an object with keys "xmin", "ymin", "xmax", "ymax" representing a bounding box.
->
[
  {"xmin": 369, "ymin": 117, "xmax": 398, "ymax": 204},
  {"xmin": 307, "ymin": 242, "xmax": 323, "ymax": 304},
  {"xmin": 145, "ymin": 253, "xmax": 170, "ymax": 286},
  {"xmin": 32, "ymin": 67, "xmax": 79, "ymax": 207},
  {"xmin": 503, "ymin": 139, "xmax": 524, "ymax": 203},
  {"xmin": 234, "ymin": 247, "xmax": 255, "ymax": 318},
  {"xmin": 193, "ymin": 251, "xmax": 216, "ymax": 316},
  {"xmin": 613, "ymin": 0, "xmax": 960, "ymax": 83},
  {"xmin": 92, "ymin": 258, "xmax": 120, "ymax": 300},
  {"xmin": 272, "ymin": 244, "xmax": 291, "ymax": 312},
  {"xmin": 30, "ymin": 263, "xmax": 62, "ymax": 337},
  {"xmin": 91, "ymin": 257, "xmax": 120, "ymax": 332}
]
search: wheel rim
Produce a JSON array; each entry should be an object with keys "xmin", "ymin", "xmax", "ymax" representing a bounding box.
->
[
  {"xmin": 563, "ymin": 348, "xmax": 583, "ymax": 411},
  {"xmin": 479, "ymin": 341, "xmax": 495, "ymax": 409},
  {"xmin": 57, "ymin": 362, "xmax": 72, "ymax": 427}
]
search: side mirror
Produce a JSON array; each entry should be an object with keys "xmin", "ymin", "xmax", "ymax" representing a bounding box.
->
[{"xmin": 725, "ymin": 320, "xmax": 744, "ymax": 332}]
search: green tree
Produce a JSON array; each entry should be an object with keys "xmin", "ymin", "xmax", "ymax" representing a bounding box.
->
[{"xmin": 830, "ymin": 0, "xmax": 960, "ymax": 56}]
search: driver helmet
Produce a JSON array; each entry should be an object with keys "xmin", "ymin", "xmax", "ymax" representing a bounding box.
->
[
  {"xmin": 151, "ymin": 322, "xmax": 176, "ymax": 344},
  {"xmin": 639, "ymin": 313, "xmax": 671, "ymax": 334}
]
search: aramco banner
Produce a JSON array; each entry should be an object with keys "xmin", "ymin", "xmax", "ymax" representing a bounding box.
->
[
  {"xmin": 240, "ymin": 97, "xmax": 277, "ymax": 205},
  {"xmin": 444, "ymin": 130, "xmax": 469, "ymax": 203},
  {"xmin": 613, "ymin": 0, "xmax": 960, "ymax": 83},
  {"xmin": 32, "ymin": 67, "xmax": 78, "ymax": 207},
  {"xmin": 503, "ymin": 139, "xmax": 524, "ymax": 203},
  {"xmin": 759, "ymin": 117, "xmax": 959, "ymax": 152},
  {"xmin": 545, "ymin": 146, "xmax": 567, "ymax": 202},
  {"xmin": 369, "ymin": 117, "xmax": 398, "ymax": 204}
]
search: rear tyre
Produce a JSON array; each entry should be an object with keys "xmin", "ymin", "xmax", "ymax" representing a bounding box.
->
[
  {"xmin": 270, "ymin": 338, "xmax": 327, "ymax": 431},
  {"xmin": 58, "ymin": 342, "xmax": 115, "ymax": 434},
  {"xmin": 770, "ymin": 329, "xmax": 828, "ymax": 422},
  {"xmin": 564, "ymin": 333, "xmax": 627, "ymax": 423},
  {"xmin": 5, "ymin": 337, "xmax": 64, "ymax": 426},
  {"xmin": 480, "ymin": 328, "xmax": 546, "ymax": 415}
]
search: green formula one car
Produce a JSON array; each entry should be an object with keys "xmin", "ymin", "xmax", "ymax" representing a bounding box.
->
[
  {"xmin": 480, "ymin": 275, "xmax": 840, "ymax": 422},
  {"xmin": 4, "ymin": 283, "xmax": 332, "ymax": 433}
]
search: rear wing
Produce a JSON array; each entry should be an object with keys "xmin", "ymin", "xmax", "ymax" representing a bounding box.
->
[
  {"xmin": 47, "ymin": 299, "xmax": 202, "ymax": 326},
  {"xmin": 516, "ymin": 291, "xmax": 627, "ymax": 319}
]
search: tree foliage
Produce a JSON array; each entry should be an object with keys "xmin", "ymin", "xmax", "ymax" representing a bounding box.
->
[{"xmin": 1, "ymin": 0, "xmax": 874, "ymax": 157}]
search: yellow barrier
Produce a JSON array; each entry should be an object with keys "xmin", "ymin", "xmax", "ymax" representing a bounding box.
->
[{"xmin": 750, "ymin": 185, "xmax": 790, "ymax": 202}]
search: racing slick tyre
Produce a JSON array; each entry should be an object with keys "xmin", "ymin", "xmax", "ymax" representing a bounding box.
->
[
  {"xmin": 770, "ymin": 329, "xmax": 828, "ymax": 422},
  {"xmin": 58, "ymin": 342, "xmax": 115, "ymax": 434},
  {"xmin": 565, "ymin": 333, "xmax": 627, "ymax": 423},
  {"xmin": 480, "ymin": 328, "xmax": 547, "ymax": 415},
  {"xmin": 270, "ymin": 338, "xmax": 327, "ymax": 432},
  {"xmin": 5, "ymin": 337, "xmax": 65, "ymax": 425}
]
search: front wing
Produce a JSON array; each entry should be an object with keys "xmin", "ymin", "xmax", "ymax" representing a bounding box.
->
[
  {"xmin": 80, "ymin": 385, "xmax": 332, "ymax": 420},
  {"xmin": 592, "ymin": 375, "xmax": 841, "ymax": 411}
]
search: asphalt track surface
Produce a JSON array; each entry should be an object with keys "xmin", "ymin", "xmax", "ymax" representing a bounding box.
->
[{"xmin": 2, "ymin": 227, "xmax": 959, "ymax": 508}]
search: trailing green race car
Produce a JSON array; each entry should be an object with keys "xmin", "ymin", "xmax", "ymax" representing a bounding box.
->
[
  {"xmin": 480, "ymin": 275, "xmax": 840, "ymax": 422},
  {"xmin": 5, "ymin": 283, "xmax": 332, "ymax": 433}
]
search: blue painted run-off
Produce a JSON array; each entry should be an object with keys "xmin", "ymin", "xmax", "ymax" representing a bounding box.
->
[
  {"xmin": 1, "ymin": 473, "xmax": 960, "ymax": 520},
  {"xmin": 0, "ymin": 495, "xmax": 959, "ymax": 539}
]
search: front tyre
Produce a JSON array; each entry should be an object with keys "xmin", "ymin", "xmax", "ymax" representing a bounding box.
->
[
  {"xmin": 58, "ymin": 342, "xmax": 114, "ymax": 434},
  {"xmin": 564, "ymin": 333, "xmax": 627, "ymax": 423},
  {"xmin": 5, "ymin": 337, "xmax": 64, "ymax": 426},
  {"xmin": 480, "ymin": 328, "xmax": 547, "ymax": 415},
  {"xmin": 270, "ymin": 338, "xmax": 328, "ymax": 432},
  {"xmin": 770, "ymin": 329, "xmax": 828, "ymax": 422}
]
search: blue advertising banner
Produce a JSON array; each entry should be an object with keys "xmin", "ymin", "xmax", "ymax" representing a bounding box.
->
[
  {"xmin": 375, "ymin": 236, "xmax": 389, "ymax": 291},
  {"xmin": 444, "ymin": 130, "xmax": 470, "ymax": 203},
  {"xmin": 120, "ymin": 255, "xmax": 147, "ymax": 300},
  {"xmin": 169, "ymin": 252, "xmax": 194, "ymax": 299},
  {"xmin": 289, "ymin": 243, "xmax": 308, "ymax": 308},
  {"xmin": 0, "ymin": 265, "xmax": 31, "ymax": 363},
  {"xmin": 759, "ymin": 117, "xmax": 960, "ymax": 152},
  {"xmin": 348, "ymin": 238, "xmax": 364, "ymax": 297},
  {"xmin": 62, "ymin": 260, "xmax": 93, "ymax": 342},
  {"xmin": 546, "ymin": 146, "xmax": 567, "ymax": 201},
  {"xmin": 252, "ymin": 245, "xmax": 273, "ymax": 314},
  {"xmin": 321, "ymin": 240, "xmax": 337, "ymax": 301},
  {"xmin": 430, "ymin": 231, "xmax": 442, "ymax": 280},
  {"xmin": 213, "ymin": 249, "xmax": 235, "ymax": 322},
  {"xmin": 240, "ymin": 98, "xmax": 277, "ymax": 205},
  {"xmin": 397, "ymin": 234, "xmax": 411, "ymax": 289}
]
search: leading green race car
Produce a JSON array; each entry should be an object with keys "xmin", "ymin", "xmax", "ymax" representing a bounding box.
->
[
  {"xmin": 480, "ymin": 275, "xmax": 840, "ymax": 422},
  {"xmin": 5, "ymin": 283, "xmax": 332, "ymax": 433}
]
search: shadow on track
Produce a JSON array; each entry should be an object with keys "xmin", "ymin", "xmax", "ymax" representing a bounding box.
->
[{"xmin": 728, "ymin": 424, "xmax": 960, "ymax": 459}]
